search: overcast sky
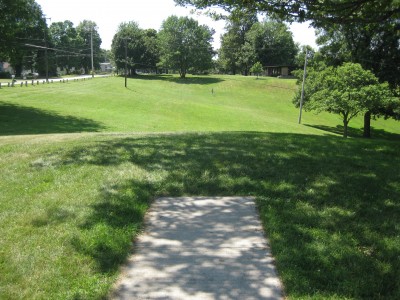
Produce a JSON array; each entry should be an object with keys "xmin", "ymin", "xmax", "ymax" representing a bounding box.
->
[{"xmin": 35, "ymin": 0, "xmax": 318, "ymax": 50}]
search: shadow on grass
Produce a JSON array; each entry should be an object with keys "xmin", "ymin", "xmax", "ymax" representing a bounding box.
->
[
  {"xmin": 0, "ymin": 102, "xmax": 105, "ymax": 135},
  {"xmin": 62, "ymin": 132, "xmax": 399, "ymax": 299},
  {"xmin": 121, "ymin": 74, "xmax": 224, "ymax": 85},
  {"xmin": 306, "ymin": 124, "xmax": 400, "ymax": 140}
]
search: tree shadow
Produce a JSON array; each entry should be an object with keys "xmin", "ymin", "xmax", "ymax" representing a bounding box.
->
[
  {"xmin": 0, "ymin": 102, "xmax": 105, "ymax": 135},
  {"xmin": 306, "ymin": 124, "xmax": 400, "ymax": 140},
  {"xmin": 57, "ymin": 132, "xmax": 399, "ymax": 299},
  {"xmin": 124, "ymin": 74, "xmax": 225, "ymax": 85}
]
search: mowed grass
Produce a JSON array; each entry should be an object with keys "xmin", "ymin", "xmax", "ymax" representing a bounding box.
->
[
  {"xmin": 0, "ymin": 75, "xmax": 399, "ymax": 299},
  {"xmin": 1, "ymin": 74, "xmax": 398, "ymax": 136}
]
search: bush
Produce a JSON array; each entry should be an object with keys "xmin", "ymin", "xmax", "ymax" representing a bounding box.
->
[{"xmin": 0, "ymin": 71, "xmax": 11, "ymax": 79}]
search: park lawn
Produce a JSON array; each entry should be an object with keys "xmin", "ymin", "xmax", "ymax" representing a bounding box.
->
[
  {"xmin": 0, "ymin": 75, "xmax": 399, "ymax": 299},
  {"xmin": 1, "ymin": 74, "xmax": 398, "ymax": 136}
]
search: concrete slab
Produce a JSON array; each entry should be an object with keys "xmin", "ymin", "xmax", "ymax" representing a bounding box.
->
[{"xmin": 112, "ymin": 196, "xmax": 284, "ymax": 300}]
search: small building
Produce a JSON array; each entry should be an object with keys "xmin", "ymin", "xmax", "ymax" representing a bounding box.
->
[
  {"xmin": 100, "ymin": 63, "xmax": 113, "ymax": 73},
  {"xmin": 264, "ymin": 66, "xmax": 293, "ymax": 77}
]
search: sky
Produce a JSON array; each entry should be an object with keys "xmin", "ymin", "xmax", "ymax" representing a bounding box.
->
[{"xmin": 35, "ymin": 0, "xmax": 318, "ymax": 50}]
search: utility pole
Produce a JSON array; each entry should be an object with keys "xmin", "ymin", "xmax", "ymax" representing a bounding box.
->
[
  {"xmin": 91, "ymin": 27, "xmax": 94, "ymax": 78},
  {"xmin": 43, "ymin": 16, "xmax": 51, "ymax": 82},
  {"xmin": 298, "ymin": 49, "xmax": 309, "ymax": 124}
]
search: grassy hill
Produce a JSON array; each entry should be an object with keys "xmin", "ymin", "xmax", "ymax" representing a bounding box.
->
[
  {"xmin": 0, "ymin": 75, "xmax": 399, "ymax": 299},
  {"xmin": 1, "ymin": 75, "xmax": 398, "ymax": 136}
]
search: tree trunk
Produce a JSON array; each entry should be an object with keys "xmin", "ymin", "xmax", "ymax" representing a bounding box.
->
[
  {"xmin": 15, "ymin": 64, "xmax": 23, "ymax": 77},
  {"xmin": 179, "ymin": 68, "xmax": 186, "ymax": 78},
  {"xmin": 363, "ymin": 111, "xmax": 371, "ymax": 138},
  {"xmin": 343, "ymin": 119, "xmax": 349, "ymax": 138}
]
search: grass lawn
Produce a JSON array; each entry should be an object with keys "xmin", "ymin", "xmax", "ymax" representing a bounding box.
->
[{"xmin": 0, "ymin": 75, "xmax": 399, "ymax": 299}]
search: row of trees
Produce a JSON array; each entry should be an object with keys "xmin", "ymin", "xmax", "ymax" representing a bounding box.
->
[
  {"xmin": 0, "ymin": 0, "xmax": 104, "ymax": 77},
  {"xmin": 111, "ymin": 14, "xmax": 299, "ymax": 78},
  {"xmin": 111, "ymin": 16, "xmax": 215, "ymax": 78}
]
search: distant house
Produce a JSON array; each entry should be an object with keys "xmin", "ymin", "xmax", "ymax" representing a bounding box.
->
[
  {"xmin": 264, "ymin": 65, "xmax": 293, "ymax": 77},
  {"xmin": 100, "ymin": 63, "xmax": 113, "ymax": 73}
]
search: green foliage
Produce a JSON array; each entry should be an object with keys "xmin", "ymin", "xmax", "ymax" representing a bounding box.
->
[
  {"xmin": 111, "ymin": 22, "xmax": 160, "ymax": 75},
  {"xmin": 316, "ymin": 19, "xmax": 400, "ymax": 90},
  {"xmin": 250, "ymin": 61, "xmax": 263, "ymax": 78},
  {"xmin": 76, "ymin": 20, "xmax": 102, "ymax": 74},
  {"xmin": 294, "ymin": 63, "xmax": 396, "ymax": 137},
  {"xmin": 218, "ymin": 9, "xmax": 258, "ymax": 75},
  {"xmin": 0, "ymin": 0, "xmax": 46, "ymax": 76},
  {"xmin": 248, "ymin": 19, "xmax": 298, "ymax": 67},
  {"xmin": 294, "ymin": 45, "xmax": 323, "ymax": 69},
  {"xmin": 218, "ymin": 16, "xmax": 297, "ymax": 75},
  {"xmin": 142, "ymin": 29, "xmax": 160, "ymax": 71},
  {"xmin": 174, "ymin": 0, "xmax": 399, "ymax": 25},
  {"xmin": 158, "ymin": 16, "xmax": 214, "ymax": 78},
  {"xmin": 49, "ymin": 21, "xmax": 81, "ymax": 75}
]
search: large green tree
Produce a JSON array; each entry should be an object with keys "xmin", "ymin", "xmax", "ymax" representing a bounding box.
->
[
  {"xmin": 294, "ymin": 63, "xmax": 397, "ymax": 138},
  {"xmin": 111, "ymin": 23, "xmax": 160, "ymax": 75},
  {"xmin": 218, "ymin": 9, "xmax": 258, "ymax": 75},
  {"xmin": 248, "ymin": 19, "xmax": 298, "ymax": 67},
  {"xmin": 49, "ymin": 20, "xmax": 80, "ymax": 75},
  {"xmin": 76, "ymin": 20, "xmax": 102, "ymax": 74},
  {"xmin": 159, "ymin": 16, "xmax": 214, "ymax": 78},
  {"xmin": 0, "ymin": 0, "xmax": 46, "ymax": 76},
  {"xmin": 142, "ymin": 29, "xmax": 160, "ymax": 72},
  {"xmin": 112, "ymin": 22, "xmax": 147, "ymax": 76}
]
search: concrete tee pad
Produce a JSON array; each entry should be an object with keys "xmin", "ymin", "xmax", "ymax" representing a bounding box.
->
[{"xmin": 112, "ymin": 196, "xmax": 283, "ymax": 300}]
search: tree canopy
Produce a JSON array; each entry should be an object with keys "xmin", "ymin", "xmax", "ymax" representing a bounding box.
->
[
  {"xmin": 218, "ymin": 14, "xmax": 297, "ymax": 75},
  {"xmin": 218, "ymin": 10, "xmax": 257, "ymax": 75},
  {"xmin": 112, "ymin": 22, "xmax": 160, "ymax": 75},
  {"xmin": 49, "ymin": 21, "xmax": 80, "ymax": 74},
  {"xmin": 158, "ymin": 16, "xmax": 214, "ymax": 78},
  {"xmin": 248, "ymin": 19, "xmax": 298, "ymax": 67},
  {"xmin": 175, "ymin": 0, "xmax": 399, "ymax": 25},
  {"xmin": 75, "ymin": 20, "xmax": 102, "ymax": 74},
  {"xmin": 0, "ymin": 0, "xmax": 47, "ymax": 75}
]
